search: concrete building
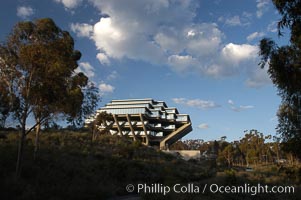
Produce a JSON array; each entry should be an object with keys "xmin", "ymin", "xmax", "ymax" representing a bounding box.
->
[{"xmin": 85, "ymin": 98, "xmax": 192, "ymax": 149}]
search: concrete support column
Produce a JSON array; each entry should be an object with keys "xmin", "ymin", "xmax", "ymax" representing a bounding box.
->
[
  {"xmin": 126, "ymin": 114, "xmax": 137, "ymax": 141},
  {"xmin": 139, "ymin": 114, "xmax": 149, "ymax": 145},
  {"xmin": 113, "ymin": 114, "xmax": 123, "ymax": 137}
]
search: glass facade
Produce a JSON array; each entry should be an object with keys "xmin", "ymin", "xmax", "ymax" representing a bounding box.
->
[
  {"xmin": 103, "ymin": 107, "xmax": 147, "ymax": 115},
  {"xmin": 176, "ymin": 115, "xmax": 188, "ymax": 122}
]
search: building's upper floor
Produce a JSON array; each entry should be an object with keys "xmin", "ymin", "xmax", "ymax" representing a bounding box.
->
[{"xmin": 85, "ymin": 98, "xmax": 191, "ymax": 124}]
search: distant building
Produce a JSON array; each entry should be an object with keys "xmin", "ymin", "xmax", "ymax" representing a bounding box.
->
[{"xmin": 85, "ymin": 98, "xmax": 192, "ymax": 149}]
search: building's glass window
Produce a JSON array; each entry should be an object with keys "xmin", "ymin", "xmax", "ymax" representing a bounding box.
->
[
  {"xmin": 176, "ymin": 115, "xmax": 188, "ymax": 121},
  {"xmin": 106, "ymin": 103, "xmax": 151, "ymax": 109},
  {"xmin": 164, "ymin": 125, "xmax": 175, "ymax": 129},
  {"xmin": 156, "ymin": 132, "xmax": 163, "ymax": 137},
  {"xmin": 150, "ymin": 111, "xmax": 159, "ymax": 117},
  {"xmin": 167, "ymin": 114, "xmax": 175, "ymax": 119},
  {"xmin": 166, "ymin": 109, "xmax": 176, "ymax": 114},
  {"xmin": 104, "ymin": 108, "xmax": 146, "ymax": 114}
]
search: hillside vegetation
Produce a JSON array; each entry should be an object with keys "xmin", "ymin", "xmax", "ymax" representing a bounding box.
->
[
  {"xmin": 1, "ymin": 130, "xmax": 301, "ymax": 200},
  {"xmin": 0, "ymin": 130, "xmax": 212, "ymax": 199}
]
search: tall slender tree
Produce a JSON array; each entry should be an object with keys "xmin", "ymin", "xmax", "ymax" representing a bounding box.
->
[{"xmin": 0, "ymin": 18, "xmax": 98, "ymax": 177}]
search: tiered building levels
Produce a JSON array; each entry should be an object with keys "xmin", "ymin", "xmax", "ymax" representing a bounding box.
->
[{"xmin": 85, "ymin": 98, "xmax": 192, "ymax": 149}]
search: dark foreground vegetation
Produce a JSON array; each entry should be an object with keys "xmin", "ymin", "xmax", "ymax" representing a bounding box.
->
[
  {"xmin": 0, "ymin": 130, "xmax": 300, "ymax": 200},
  {"xmin": 0, "ymin": 130, "xmax": 213, "ymax": 200}
]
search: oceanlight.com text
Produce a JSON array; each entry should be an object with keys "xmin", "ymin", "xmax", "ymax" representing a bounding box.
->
[{"xmin": 126, "ymin": 183, "xmax": 295, "ymax": 196}]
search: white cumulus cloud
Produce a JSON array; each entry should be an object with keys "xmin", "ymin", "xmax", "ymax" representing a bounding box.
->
[
  {"xmin": 96, "ymin": 53, "xmax": 110, "ymax": 65},
  {"xmin": 17, "ymin": 6, "xmax": 34, "ymax": 18},
  {"xmin": 64, "ymin": 0, "xmax": 269, "ymax": 85},
  {"xmin": 70, "ymin": 23, "xmax": 93, "ymax": 37},
  {"xmin": 54, "ymin": 0, "xmax": 82, "ymax": 9},
  {"xmin": 204, "ymin": 43, "xmax": 258, "ymax": 78},
  {"xmin": 221, "ymin": 43, "xmax": 258, "ymax": 63},
  {"xmin": 247, "ymin": 32, "xmax": 265, "ymax": 42},
  {"xmin": 256, "ymin": 0, "xmax": 270, "ymax": 18},
  {"xmin": 99, "ymin": 82, "xmax": 115, "ymax": 94},
  {"xmin": 167, "ymin": 55, "xmax": 199, "ymax": 73}
]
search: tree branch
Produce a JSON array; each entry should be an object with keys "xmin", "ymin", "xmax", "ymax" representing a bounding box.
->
[{"xmin": 25, "ymin": 115, "xmax": 51, "ymax": 136}]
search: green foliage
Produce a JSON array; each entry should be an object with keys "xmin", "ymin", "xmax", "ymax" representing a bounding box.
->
[
  {"xmin": 0, "ymin": 87, "xmax": 10, "ymax": 127},
  {"xmin": 0, "ymin": 18, "xmax": 99, "ymax": 176},
  {"xmin": 224, "ymin": 169, "xmax": 237, "ymax": 184},
  {"xmin": 88, "ymin": 111, "xmax": 114, "ymax": 140},
  {"xmin": 169, "ymin": 141, "xmax": 188, "ymax": 150},
  {"xmin": 259, "ymin": 0, "xmax": 301, "ymax": 157},
  {"xmin": 0, "ymin": 17, "xmax": 99, "ymax": 130},
  {"xmin": 0, "ymin": 131, "xmax": 208, "ymax": 199}
]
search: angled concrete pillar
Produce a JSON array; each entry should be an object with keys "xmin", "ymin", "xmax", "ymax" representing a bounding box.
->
[
  {"xmin": 113, "ymin": 114, "xmax": 123, "ymax": 137},
  {"xmin": 139, "ymin": 113, "xmax": 149, "ymax": 145},
  {"xmin": 126, "ymin": 114, "xmax": 137, "ymax": 141}
]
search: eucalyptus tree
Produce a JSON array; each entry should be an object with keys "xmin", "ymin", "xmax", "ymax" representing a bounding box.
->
[
  {"xmin": 89, "ymin": 111, "xmax": 114, "ymax": 141},
  {"xmin": 0, "ymin": 85, "xmax": 10, "ymax": 128},
  {"xmin": 0, "ymin": 18, "xmax": 98, "ymax": 177},
  {"xmin": 259, "ymin": 0, "xmax": 301, "ymax": 157}
]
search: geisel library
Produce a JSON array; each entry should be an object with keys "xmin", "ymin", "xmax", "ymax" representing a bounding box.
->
[{"xmin": 85, "ymin": 98, "xmax": 192, "ymax": 150}]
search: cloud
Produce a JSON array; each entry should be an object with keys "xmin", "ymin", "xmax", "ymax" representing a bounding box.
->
[
  {"xmin": 231, "ymin": 105, "xmax": 254, "ymax": 112},
  {"xmin": 172, "ymin": 98, "xmax": 186, "ymax": 104},
  {"xmin": 221, "ymin": 43, "xmax": 258, "ymax": 63},
  {"xmin": 172, "ymin": 98, "xmax": 220, "ymax": 110},
  {"xmin": 96, "ymin": 53, "xmax": 110, "ymax": 65},
  {"xmin": 247, "ymin": 32, "xmax": 265, "ymax": 42},
  {"xmin": 227, "ymin": 99, "xmax": 254, "ymax": 112},
  {"xmin": 167, "ymin": 55, "xmax": 199, "ymax": 73},
  {"xmin": 106, "ymin": 70, "xmax": 118, "ymax": 81},
  {"xmin": 242, "ymin": 12, "xmax": 253, "ymax": 19},
  {"xmin": 204, "ymin": 43, "xmax": 258, "ymax": 78},
  {"xmin": 65, "ymin": 0, "xmax": 264, "ymax": 83},
  {"xmin": 198, "ymin": 123, "xmax": 209, "ymax": 129},
  {"xmin": 17, "ymin": 6, "xmax": 34, "ymax": 18},
  {"xmin": 54, "ymin": 0, "xmax": 82, "ymax": 9},
  {"xmin": 76, "ymin": 62, "xmax": 95, "ymax": 78},
  {"xmin": 83, "ymin": 0, "xmax": 223, "ymax": 67},
  {"xmin": 267, "ymin": 21, "xmax": 278, "ymax": 33},
  {"xmin": 245, "ymin": 65, "xmax": 271, "ymax": 88},
  {"xmin": 256, "ymin": 0, "xmax": 270, "ymax": 18},
  {"xmin": 225, "ymin": 15, "xmax": 242, "ymax": 26},
  {"xmin": 228, "ymin": 99, "xmax": 234, "ymax": 105},
  {"xmin": 70, "ymin": 23, "xmax": 93, "ymax": 37},
  {"xmin": 219, "ymin": 15, "xmax": 250, "ymax": 27},
  {"xmin": 99, "ymin": 82, "xmax": 115, "ymax": 94}
]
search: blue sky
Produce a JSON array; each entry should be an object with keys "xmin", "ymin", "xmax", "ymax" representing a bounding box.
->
[{"xmin": 1, "ymin": 0, "xmax": 289, "ymax": 141}]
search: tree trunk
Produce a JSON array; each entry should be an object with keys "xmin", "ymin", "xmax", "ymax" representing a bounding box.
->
[
  {"xmin": 16, "ymin": 128, "xmax": 26, "ymax": 179},
  {"xmin": 16, "ymin": 107, "xmax": 29, "ymax": 179},
  {"xmin": 34, "ymin": 118, "xmax": 41, "ymax": 161}
]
